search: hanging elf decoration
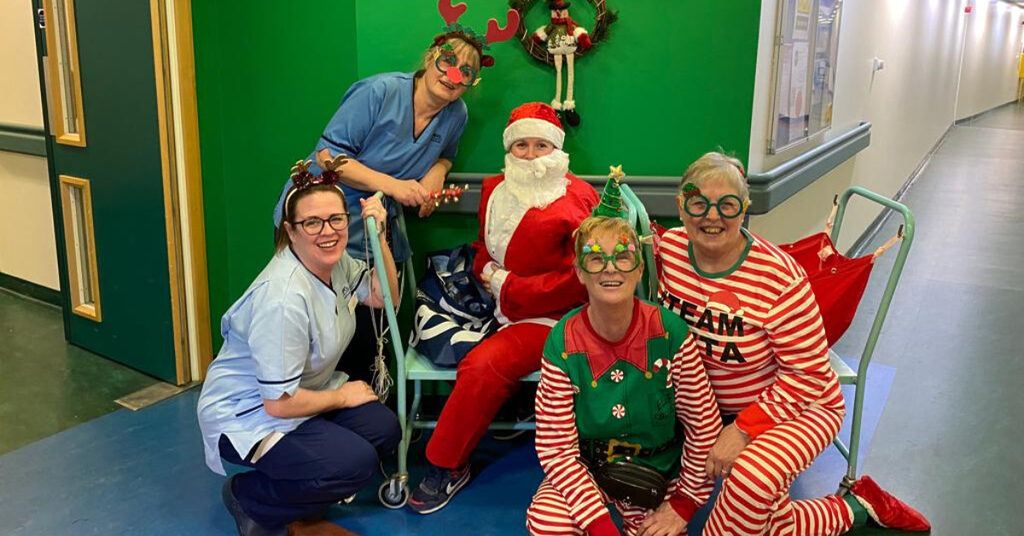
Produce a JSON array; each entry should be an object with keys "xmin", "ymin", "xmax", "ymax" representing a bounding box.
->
[{"xmin": 512, "ymin": 0, "xmax": 617, "ymax": 128}]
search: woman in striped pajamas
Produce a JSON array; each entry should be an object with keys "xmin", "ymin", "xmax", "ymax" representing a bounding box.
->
[
  {"xmin": 526, "ymin": 196, "xmax": 723, "ymax": 536},
  {"xmin": 656, "ymin": 152, "xmax": 930, "ymax": 535}
]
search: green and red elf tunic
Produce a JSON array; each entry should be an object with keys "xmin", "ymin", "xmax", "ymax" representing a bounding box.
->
[{"xmin": 535, "ymin": 299, "xmax": 722, "ymax": 533}]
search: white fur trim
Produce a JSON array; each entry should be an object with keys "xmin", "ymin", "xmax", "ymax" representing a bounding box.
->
[
  {"xmin": 503, "ymin": 117, "xmax": 565, "ymax": 149},
  {"xmin": 484, "ymin": 182, "xmax": 524, "ymax": 266},
  {"xmin": 490, "ymin": 268, "xmax": 510, "ymax": 325},
  {"xmin": 489, "ymin": 268, "xmax": 509, "ymax": 301},
  {"xmin": 852, "ymin": 493, "xmax": 885, "ymax": 527}
]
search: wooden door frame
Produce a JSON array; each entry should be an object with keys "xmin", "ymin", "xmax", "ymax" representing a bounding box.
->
[{"xmin": 151, "ymin": 0, "xmax": 213, "ymax": 384}]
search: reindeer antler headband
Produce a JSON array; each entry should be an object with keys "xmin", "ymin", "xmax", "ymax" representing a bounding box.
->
[
  {"xmin": 434, "ymin": 0, "xmax": 519, "ymax": 67},
  {"xmin": 283, "ymin": 155, "xmax": 349, "ymax": 221}
]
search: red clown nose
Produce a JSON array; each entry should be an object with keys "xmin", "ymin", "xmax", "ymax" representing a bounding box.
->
[{"xmin": 445, "ymin": 66, "xmax": 463, "ymax": 84}]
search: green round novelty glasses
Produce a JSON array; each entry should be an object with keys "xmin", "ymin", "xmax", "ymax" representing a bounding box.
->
[
  {"xmin": 578, "ymin": 250, "xmax": 641, "ymax": 274},
  {"xmin": 681, "ymin": 194, "xmax": 744, "ymax": 219}
]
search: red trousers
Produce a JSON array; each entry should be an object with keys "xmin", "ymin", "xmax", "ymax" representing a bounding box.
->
[{"xmin": 425, "ymin": 322, "xmax": 550, "ymax": 469}]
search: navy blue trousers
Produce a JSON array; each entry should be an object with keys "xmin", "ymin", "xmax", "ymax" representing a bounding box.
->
[{"xmin": 219, "ymin": 401, "xmax": 401, "ymax": 528}]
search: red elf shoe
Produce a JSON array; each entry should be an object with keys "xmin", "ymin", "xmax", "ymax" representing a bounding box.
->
[{"xmin": 849, "ymin": 475, "xmax": 931, "ymax": 531}]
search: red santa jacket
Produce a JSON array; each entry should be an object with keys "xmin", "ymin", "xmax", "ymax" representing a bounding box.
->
[{"xmin": 471, "ymin": 173, "xmax": 598, "ymax": 323}]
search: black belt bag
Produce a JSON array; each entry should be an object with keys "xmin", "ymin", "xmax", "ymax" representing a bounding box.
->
[
  {"xmin": 580, "ymin": 437, "xmax": 675, "ymax": 510},
  {"xmin": 590, "ymin": 459, "xmax": 668, "ymax": 510}
]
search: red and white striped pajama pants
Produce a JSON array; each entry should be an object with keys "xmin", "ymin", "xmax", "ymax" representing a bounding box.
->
[
  {"xmin": 526, "ymin": 479, "xmax": 682, "ymax": 536},
  {"xmin": 703, "ymin": 405, "xmax": 853, "ymax": 536}
]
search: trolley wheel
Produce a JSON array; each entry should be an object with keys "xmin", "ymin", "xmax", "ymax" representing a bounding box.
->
[{"xmin": 378, "ymin": 480, "xmax": 409, "ymax": 509}]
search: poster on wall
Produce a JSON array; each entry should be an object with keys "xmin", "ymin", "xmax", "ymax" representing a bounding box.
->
[{"xmin": 769, "ymin": 0, "xmax": 844, "ymax": 153}]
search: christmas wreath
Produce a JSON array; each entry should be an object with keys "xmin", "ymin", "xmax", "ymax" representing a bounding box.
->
[{"xmin": 510, "ymin": 0, "xmax": 617, "ymax": 66}]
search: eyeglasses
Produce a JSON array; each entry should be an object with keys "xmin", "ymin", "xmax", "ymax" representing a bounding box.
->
[
  {"xmin": 579, "ymin": 250, "xmax": 641, "ymax": 274},
  {"xmin": 293, "ymin": 213, "xmax": 349, "ymax": 235},
  {"xmin": 680, "ymin": 194, "xmax": 745, "ymax": 219},
  {"xmin": 434, "ymin": 51, "xmax": 478, "ymax": 87}
]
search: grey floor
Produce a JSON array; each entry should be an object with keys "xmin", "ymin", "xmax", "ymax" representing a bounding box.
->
[{"xmin": 830, "ymin": 103, "xmax": 1024, "ymax": 535}]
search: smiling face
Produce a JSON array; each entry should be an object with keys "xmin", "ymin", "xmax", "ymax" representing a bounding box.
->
[
  {"xmin": 575, "ymin": 226, "xmax": 642, "ymax": 309},
  {"xmin": 679, "ymin": 177, "xmax": 746, "ymax": 259},
  {"xmin": 422, "ymin": 38, "xmax": 480, "ymax": 102},
  {"xmin": 284, "ymin": 190, "xmax": 348, "ymax": 278}
]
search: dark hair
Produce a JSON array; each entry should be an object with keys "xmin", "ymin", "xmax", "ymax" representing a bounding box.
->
[{"xmin": 274, "ymin": 185, "xmax": 347, "ymax": 251}]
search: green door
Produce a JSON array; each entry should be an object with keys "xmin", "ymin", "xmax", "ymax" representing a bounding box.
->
[{"xmin": 34, "ymin": 0, "xmax": 181, "ymax": 382}]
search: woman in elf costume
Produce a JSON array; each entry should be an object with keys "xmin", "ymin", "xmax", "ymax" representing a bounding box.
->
[{"xmin": 526, "ymin": 174, "xmax": 723, "ymax": 536}]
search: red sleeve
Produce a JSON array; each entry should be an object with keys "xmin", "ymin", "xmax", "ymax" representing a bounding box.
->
[
  {"xmin": 472, "ymin": 176, "xmax": 499, "ymax": 282},
  {"xmin": 536, "ymin": 359, "xmax": 611, "ymax": 530},
  {"xmin": 738, "ymin": 277, "xmax": 844, "ymax": 438},
  {"xmin": 668, "ymin": 330, "xmax": 722, "ymax": 521},
  {"xmin": 497, "ymin": 182, "xmax": 597, "ymax": 319},
  {"xmin": 576, "ymin": 33, "xmax": 593, "ymax": 52}
]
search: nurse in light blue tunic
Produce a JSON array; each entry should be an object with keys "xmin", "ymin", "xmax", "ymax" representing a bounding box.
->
[{"xmin": 199, "ymin": 172, "xmax": 400, "ymax": 536}]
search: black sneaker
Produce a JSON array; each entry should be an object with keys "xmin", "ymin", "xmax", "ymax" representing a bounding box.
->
[
  {"xmin": 221, "ymin": 475, "xmax": 287, "ymax": 536},
  {"xmin": 407, "ymin": 465, "xmax": 471, "ymax": 514}
]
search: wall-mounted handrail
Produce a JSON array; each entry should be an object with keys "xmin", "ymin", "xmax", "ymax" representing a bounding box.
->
[
  {"xmin": 745, "ymin": 122, "xmax": 872, "ymax": 215},
  {"xmin": 432, "ymin": 122, "xmax": 872, "ymax": 218},
  {"xmin": 0, "ymin": 122, "xmax": 47, "ymax": 157}
]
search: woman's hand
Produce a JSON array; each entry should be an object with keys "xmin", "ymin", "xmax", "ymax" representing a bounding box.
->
[
  {"xmin": 387, "ymin": 177, "xmax": 430, "ymax": 207},
  {"xmin": 359, "ymin": 195, "xmax": 387, "ymax": 236},
  {"xmin": 418, "ymin": 165, "xmax": 447, "ymax": 218},
  {"xmin": 706, "ymin": 423, "xmax": 750, "ymax": 479},
  {"xmin": 637, "ymin": 502, "xmax": 687, "ymax": 536},
  {"xmin": 336, "ymin": 381, "xmax": 378, "ymax": 408}
]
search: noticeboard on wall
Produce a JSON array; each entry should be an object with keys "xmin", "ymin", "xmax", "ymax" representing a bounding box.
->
[{"xmin": 768, "ymin": 0, "xmax": 843, "ymax": 154}]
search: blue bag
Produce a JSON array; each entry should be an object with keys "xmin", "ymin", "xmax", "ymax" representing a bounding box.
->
[{"xmin": 410, "ymin": 245, "xmax": 498, "ymax": 367}]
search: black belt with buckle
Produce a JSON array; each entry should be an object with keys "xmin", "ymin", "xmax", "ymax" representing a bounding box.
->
[{"xmin": 580, "ymin": 437, "xmax": 679, "ymax": 463}]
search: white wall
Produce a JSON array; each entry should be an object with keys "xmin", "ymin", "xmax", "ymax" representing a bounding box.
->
[
  {"xmin": 746, "ymin": 0, "xmax": 1023, "ymax": 251},
  {"xmin": 957, "ymin": 0, "xmax": 1024, "ymax": 119},
  {"xmin": 0, "ymin": 1, "xmax": 59, "ymax": 290}
]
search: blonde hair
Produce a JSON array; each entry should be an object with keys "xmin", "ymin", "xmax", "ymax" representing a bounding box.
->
[
  {"xmin": 679, "ymin": 151, "xmax": 749, "ymax": 202},
  {"xmin": 573, "ymin": 216, "xmax": 642, "ymax": 266},
  {"xmin": 418, "ymin": 36, "xmax": 482, "ymax": 74}
]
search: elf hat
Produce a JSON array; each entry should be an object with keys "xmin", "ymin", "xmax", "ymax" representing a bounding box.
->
[
  {"xmin": 548, "ymin": 0, "xmax": 571, "ymax": 9},
  {"xmin": 592, "ymin": 165, "xmax": 628, "ymax": 219},
  {"xmin": 503, "ymin": 102, "xmax": 565, "ymax": 151}
]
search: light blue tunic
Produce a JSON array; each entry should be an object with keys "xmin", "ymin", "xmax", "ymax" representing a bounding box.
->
[
  {"xmin": 273, "ymin": 72, "xmax": 469, "ymax": 262},
  {"xmin": 197, "ymin": 248, "xmax": 371, "ymax": 475}
]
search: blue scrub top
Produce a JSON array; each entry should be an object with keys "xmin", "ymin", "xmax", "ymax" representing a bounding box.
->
[
  {"xmin": 274, "ymin": 72, "xmax": 469, "ymax": 261},
  {"xmin": 197, "ymin": 247, "xmax": 371, "ymax": 475}
]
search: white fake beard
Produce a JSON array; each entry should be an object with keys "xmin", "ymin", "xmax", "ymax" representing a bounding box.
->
[{"xmin": 502, "ymin": 149, "xmax": 571, "ymax": 209}]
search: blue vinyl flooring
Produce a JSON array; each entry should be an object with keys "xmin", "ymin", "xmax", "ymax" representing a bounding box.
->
[{"xmin": 0, "ymin": 362, "xmax": 892, "ymax": 536}]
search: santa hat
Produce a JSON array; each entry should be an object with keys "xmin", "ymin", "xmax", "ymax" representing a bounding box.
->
[{"xmin": 502, "ymin": 102, "xmax": 565, "ymax": 151}]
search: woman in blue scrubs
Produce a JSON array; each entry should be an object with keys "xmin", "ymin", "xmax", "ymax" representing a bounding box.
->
[
  {"xmin": 200, "ymin": 172, "xmax": 401, "ymax": 536},
  {"xmin": 273, "ymin": 35, "xmax": 483, "ymax": 383}
]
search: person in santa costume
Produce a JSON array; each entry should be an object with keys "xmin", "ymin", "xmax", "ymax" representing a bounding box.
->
[
  {"xmin": 657, "ymin": 152, "xmax": 931, "ymax": 535},
  {"xmin": 408, "ymin": 102, "xmax": 598, "ymax": 514},
  {"xmin": 526, "ymin": 174, "xmax": 723, "ymax": 536}
]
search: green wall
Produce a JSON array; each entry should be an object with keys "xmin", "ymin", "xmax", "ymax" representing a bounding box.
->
[
  {"xmin": 359, "ymin": 0, "xmax": 762, "ymax": 276},
  {"xmin": 194, "ymin": 0, "xmax": 760, "ymax": 345},
  {"xmin": 193, "ymin": 1, "xmax": 359, "ymax": 343}
]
